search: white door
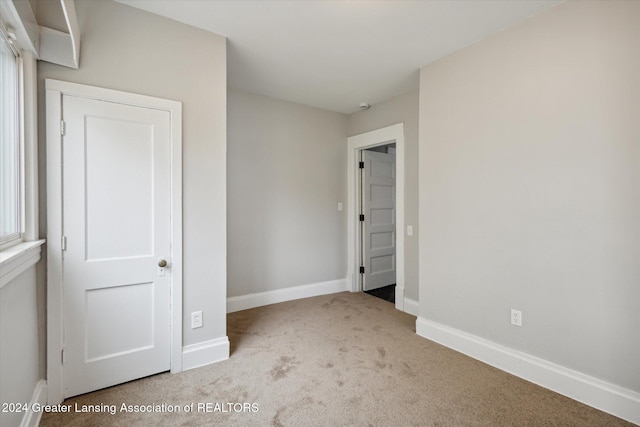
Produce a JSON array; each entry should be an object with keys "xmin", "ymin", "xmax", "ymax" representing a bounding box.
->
[
  {"xmin": 61, "ymin": 95, "xmax": 171, "ymax": 398},
  {"xmin": 361, "ymin": 149, "xmax": 396, "ymax": 291}
]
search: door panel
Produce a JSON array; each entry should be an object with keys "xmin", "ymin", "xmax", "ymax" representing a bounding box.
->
[
  {"xmin": 62, "ymin": 95, "xmax": 171, "ymax": 398},
  {"xmin": 85, "ymin": 282, "xmax": 154, "ymax": 361},
  {"xmin": 84, "ymin": 116, "xmax": 154, "ymax": 260},
  {"xmin": 362, "ymin": 150, "xmax": 396, "ymax": 291}
]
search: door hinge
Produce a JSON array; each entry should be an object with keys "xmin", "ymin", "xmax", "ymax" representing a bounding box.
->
[
  {"xmin": 60, "ymin": 120, "xmax": 66, "ymax": 136},
  {"xmin": 61, "ymin": 236, "xmax": 67, "ymax": 251},
  {"xmin": 359, "ymin": 214, "xmax": 364, "ymax": 221},
  {"xmin": 61, "ymin": 349, "xmax": 65, "ymax": 364},
  {"xmin": 359, "ymin": 266, "xmax": 365, "ymax": 274},
  {"xmin": 359, "ymin": 161, "xmax": 364, "ymax": 169}
]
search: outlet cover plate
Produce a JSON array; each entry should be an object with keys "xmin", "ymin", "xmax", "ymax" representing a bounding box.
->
[
  {"xmin": 191, "ymin": 311, "xmax": 203, "ymax": 329},
  {"xmin": 511, "ymin": 309, "xmax": 522, "ymax": 327}
]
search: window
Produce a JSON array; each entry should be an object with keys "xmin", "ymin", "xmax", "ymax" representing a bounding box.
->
[
  {"xmin": 0, "ymin": 5, "xmax": 42, "ymax": 285},
  {"xmin": 0, "ymin": 24, "xmax": 20, "ymax": 246}
]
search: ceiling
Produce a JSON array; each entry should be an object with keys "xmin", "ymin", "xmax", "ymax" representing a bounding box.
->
[{"xmin": 116, "ymin": 0, "xmax": 560, "ymax": 114}]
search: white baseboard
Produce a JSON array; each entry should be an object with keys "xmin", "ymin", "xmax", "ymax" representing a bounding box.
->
[
  {"xmin": 416, "ymin": 317, "xmax": 640, "ymax": 425},
  {"xmin": 227, "ymin": 278, "xmax": 348, "ymax": 313},
  {"xmin": 403, "ymin": 297, "xmax": 419, "ymax": 316},
  {"xmin": 182, "ymin": 337, "xmax": 229, "ymax": 371},
  {"xmin": 20, "ymin": 380, "xmax": 47, "ymax": 427},
  {"xmin": 392, "ymin": 286, "xmax": 418, "ymax": 316}
]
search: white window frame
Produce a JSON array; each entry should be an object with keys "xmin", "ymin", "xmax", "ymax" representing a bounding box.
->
[
  {"xmin": 0, "ymin": 8, "xmax": 44, "ymax": 288},
  {"xmin": 0, "ymin": 22, "xmax": 22, "ymax": 247}
]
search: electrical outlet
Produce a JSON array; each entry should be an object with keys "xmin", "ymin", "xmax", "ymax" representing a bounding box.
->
[
  {"xmin": 510, "ymin": 309, "xmax": 522, "ymax": 327},
  {"xmin": 191, "ymin": 311, "xmax": 203, "ymax": 329}
]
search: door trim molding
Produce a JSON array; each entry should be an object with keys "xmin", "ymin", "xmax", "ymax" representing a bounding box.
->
[
  {"xmin": 45, "ymin": 79, "xmax": 183, "ymax": 404},
  {"xmin": 346, "ymin": 123, "xmax": 405, "ymax": 311}
]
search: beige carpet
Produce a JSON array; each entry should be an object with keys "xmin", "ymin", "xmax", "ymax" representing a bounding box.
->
[{"xmin": 41, "ymin": 292, "xmax": 634, "ymax": 426}]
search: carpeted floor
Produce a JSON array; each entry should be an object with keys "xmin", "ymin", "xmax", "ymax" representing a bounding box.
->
[{"xmin": 40, "ymin": 292, "xmax": 633, "ymax": 426}]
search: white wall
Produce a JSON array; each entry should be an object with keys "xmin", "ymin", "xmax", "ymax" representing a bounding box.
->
[
  {"xmin": 227, "ymin": 89, "xmax": 347, "ymax": 298},
  {"xmin": 0, "ymin": 268, "xmax": 40, "ymax": 427},
  {"xmin": 348, "ymin": 91, "xmax": 419, "ymax": 302},
  {"xmin": 419, "ymin": 0, "xmax": 639, "ymax": 393},
  {"xmin": 36, "ymin": 0, "xmax": 227, "ymax": 347}
]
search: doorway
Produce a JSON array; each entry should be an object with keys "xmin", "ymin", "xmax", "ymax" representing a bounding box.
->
[
  {"xmin": 46, "ymin": 80, "xmax": 183, "ymax": 404},
  {"xmin": 346, "ymin": 124, "xmax": 405, "ymax": 312},
  {"xmin": 361, "ymin": 145, "xmax": 396, "ymax": 303}
]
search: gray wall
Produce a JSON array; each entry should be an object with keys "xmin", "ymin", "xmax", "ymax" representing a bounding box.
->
[
  {"xmin": 36, "ymin": 0, "xmax": 228, "ymax": 346},
  {"xmin": 227, "ymin": 89, "xmax": 347, "ymax": 297},
  {"xmin": 348, "ymin": 91, "xmax": 420, "ymax": 302},
  {"xmin": 0, "ymin": 268, "xmax": 40, "ymax": 427},
  {"xmin": 419, "ymin": 0, "xmax": 639, "ymax": 392}
]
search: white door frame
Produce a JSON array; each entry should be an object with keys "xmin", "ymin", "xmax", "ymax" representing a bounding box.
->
[
  {"xmin": 347, "ymin": 123, "xmax": 405, "ymax": 311},
  {"xmin": 45, "ymin": 79, "xmax": 183, "ymax": 404}
]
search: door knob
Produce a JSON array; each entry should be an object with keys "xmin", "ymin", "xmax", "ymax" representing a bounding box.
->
[{"xmin": 158, "ymin": 259, "xmax": 168, "ymax": 268}]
